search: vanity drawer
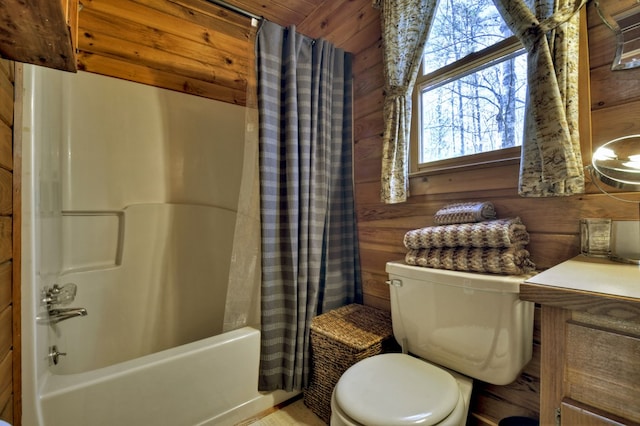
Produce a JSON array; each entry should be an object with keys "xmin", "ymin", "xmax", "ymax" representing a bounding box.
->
[{"xmin": 565, "ymin": 321, "xmax": 640, "ymax": 423}]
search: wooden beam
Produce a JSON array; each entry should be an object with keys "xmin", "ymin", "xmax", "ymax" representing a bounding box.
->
[{"xmin": 0, "ymin": 0, "xmax": 76, "ymax": 71}]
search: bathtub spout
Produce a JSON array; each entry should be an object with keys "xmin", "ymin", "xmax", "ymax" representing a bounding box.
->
[{"xmin": 47, "ymin": 307, "xmax": 88, "ymax": 324}]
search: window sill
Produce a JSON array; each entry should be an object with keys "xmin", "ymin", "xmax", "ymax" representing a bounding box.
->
[{"xmin": 410, "ymin": 151, "xmax": 521, "ymax": 178}]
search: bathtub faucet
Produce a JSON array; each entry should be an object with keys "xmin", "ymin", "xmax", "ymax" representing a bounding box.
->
[{"xmin": 47, "ymin": 307, "xmax": 88, "ymax": 324}]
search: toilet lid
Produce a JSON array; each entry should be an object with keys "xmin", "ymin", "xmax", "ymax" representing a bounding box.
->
[{"xmin": 334, "ymin": 353, "xmax": 459, "ymax": 426}]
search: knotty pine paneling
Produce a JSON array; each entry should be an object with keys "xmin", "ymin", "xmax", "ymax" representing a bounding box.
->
[
  {"xmin": 0, "ymin": 219, "xmax": 11, "ymax": 264},
  {"xmin": 0, "ymin": 59, "xmax": 13, "ymax": 426},
  {"xmin": 9, "ymin": 0, "xmax": 637, "ymax": 424},
  {"xmin": 79, "ymin": 9, "xmax": 249, "ymax": 88},
  {"xmin": 591, "ymin": 102, "xmax": 640, "ymax": 146},
  {"xmin": 78, "ymin": 0, "xmax": 256, "ymax": 106},
  {"xmin": 0, "ymin": 123, "xmax": 11, "ymax": 172},
  {"xmin": 590, "ymin": 65, "xmax": 640, "ymax": 110},
  {"xmin": 0, "ymin": 170, "xmax": 12, "ymax": 216},
  {"xmin": 227, "ymin": 0, "xmax": 318, "ymax": 28},
  {"xmin": 297, "ymin": 0, "xmax": 380, "ymax": 52},
  {"xmin": 0, "ymin": 350, "xmax": 11, "ymax": 422},
  {"xmin": 351, "ymin": 0, "xmax": 640, "ymax": 308},
  {"xmin": 0, "ymin": 64, "xmax": 12, "ymax": 83},
  {"xmin": 0, "ymin": 263, "xmax": 10, "ymax": 312},
  {"xmin": 346, "ymin": 0, "xmax": 640, "ymax": 424},
  {"xmin": 0, "ymin": 77, "xmax": 13, "ymax": 132},
  {"xmin": 0, "ymin": 307, "xmax": 11, "ymax": 360},
  {"xmin": 588, "ymin": 0, "xmax": 640, "ymax": 113}
]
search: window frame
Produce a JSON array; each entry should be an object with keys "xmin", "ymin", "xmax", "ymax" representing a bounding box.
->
[{"xmin": 410, "ymin": 35, "xmax": 526, "ymax": 176}]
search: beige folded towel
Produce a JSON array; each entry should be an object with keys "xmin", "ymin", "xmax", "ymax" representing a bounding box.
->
[
  {"xmin": 404, "ymin": 217, "xmax": 529, "ymax": 250},
  {"xmin": 405, "ymin": 246, "xmax": 536, "ymax": 275},
  {"xmin": 433, "ymin": 201, "xmax": 496, "ymax": 225}
]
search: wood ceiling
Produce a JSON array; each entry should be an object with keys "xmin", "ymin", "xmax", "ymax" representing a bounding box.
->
[
  {"xmin": 221, "ymin": 0, "xmax": 328, "ymax": 30},
  {"xmin": 0, "ymin": 0, "xmax": 378, "ymax": 75},
  {"xmin": 219, "ymin": 0, "xmax": 381, "ymax": 52}
]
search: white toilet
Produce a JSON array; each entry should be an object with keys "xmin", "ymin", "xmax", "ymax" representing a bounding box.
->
[{"xmin": 330, "ymin": 261, "xmax": 535, "ymax": 426}]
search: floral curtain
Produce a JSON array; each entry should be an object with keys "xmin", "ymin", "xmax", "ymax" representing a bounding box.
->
[
  {"xmin": 493, "ymin": 0, "xmax": 587, "ymax": 196},
  {"xmin": 375, "ymin": 0, "xmax": 439, "ymax": 204}
]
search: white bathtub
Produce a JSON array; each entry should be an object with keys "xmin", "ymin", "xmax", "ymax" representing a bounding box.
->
[
  {"xmin": 20, "ymin": 64, "xmax": 294, "ymax": 426},
  {"xmin": 39, "ymin": 326, "xmax": 294, "ymax": 426},
  {"xmin": 32, "ymin": 204, "xmax": 297, "ymax": 426},
  {"xmin": 53, "ymin": 203, "xmax": 237, "ymax": 374}
]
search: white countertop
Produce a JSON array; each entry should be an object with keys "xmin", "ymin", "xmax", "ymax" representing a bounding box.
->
[{"xmin": 526, "ymin": 255, "xmax": 640, "ymax": 300}]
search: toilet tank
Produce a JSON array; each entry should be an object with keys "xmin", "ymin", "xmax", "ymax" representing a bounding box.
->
[{"xmin": 386, "ymin": 261, "xmax": 534, "ymax": 385}]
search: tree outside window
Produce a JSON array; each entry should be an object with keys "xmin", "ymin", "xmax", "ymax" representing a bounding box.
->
[{"xmin": 415, "ymin": 0, "xmax": 528, "ymax": 166}]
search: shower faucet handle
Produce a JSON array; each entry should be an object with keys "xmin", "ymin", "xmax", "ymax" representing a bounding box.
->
[
  {"xmin": 42, "ymin": 283, "xmax": 78, "ymax": 306},
  {"xmin": 48, "ymin": 345, "xmax": 67, "ymax": 365}
]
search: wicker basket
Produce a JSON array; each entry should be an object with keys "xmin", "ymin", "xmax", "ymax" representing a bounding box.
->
[{"xmin": 303, "ymin": 304, "xmax": 398, "ymax": 424}]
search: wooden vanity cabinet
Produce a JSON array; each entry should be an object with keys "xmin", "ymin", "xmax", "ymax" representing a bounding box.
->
[
  {"xmin": 560, "ymin": 398, "xmax": 638, "ymax": 426},
  {"xmin": 521, "ymin": 284, "xmax": 640, "ymax": 426}
]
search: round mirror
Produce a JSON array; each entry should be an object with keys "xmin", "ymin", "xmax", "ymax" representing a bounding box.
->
[{"xmin": 592, "ymin": 134, "xmax": 640, "ymax": 191}]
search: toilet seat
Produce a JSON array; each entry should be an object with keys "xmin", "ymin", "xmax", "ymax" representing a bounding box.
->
[{"xmin": 333, "ymin": 353, "xmax": 460, "ymax": 426}]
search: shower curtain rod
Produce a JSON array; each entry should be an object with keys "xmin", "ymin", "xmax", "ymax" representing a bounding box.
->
[{"xmin": 205, "ymin": 0, "xmax": 262, "ymax": 22}]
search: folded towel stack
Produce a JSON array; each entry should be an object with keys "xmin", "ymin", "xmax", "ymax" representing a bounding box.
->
[
  {"xmin": 404, "ymin": 218, "xmax": 530, "ymax": 249},
  {"xmin": 405, "ymin": 246, "xmax": 535, "ymax": 275},
  {"xmin": 433, "ymin": 201, "xmax": 496, "ymax": 225},
  {"xmin": 404, "ymin": 203, "xmax": 535, "ymax": 275}
]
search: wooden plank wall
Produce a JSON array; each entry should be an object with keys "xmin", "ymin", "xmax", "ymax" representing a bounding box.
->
[
  {"xmin": 588, "ymin": 0, "xmax": 640, "ymax": 139},
  {"xmin": 77, "ymin": 0, "xmax": 256, "ymax": 106},
  {"xmin": 0, "ymin": 59, "xmax": 15, "ymax": 425},
  {"xmin": 21, "ymin": 0, "xmax": 639, "ymax": 425},
  {"xmin": 339, "ymin": 0, "xmax": 640, "ymax": 424},
  {"xmin": 351, "ymin": 0, "xmax": 640, "ymax": 313}
]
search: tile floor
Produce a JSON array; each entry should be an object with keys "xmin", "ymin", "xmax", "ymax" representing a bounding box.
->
[{"xmin": 237, "ymin": 398, "xmax": 327, "ymax": 426}]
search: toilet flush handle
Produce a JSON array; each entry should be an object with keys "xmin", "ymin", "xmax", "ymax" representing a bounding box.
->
[{"xmin": 385, "ymin": 279, "xmax": 403, "ymax": 287}]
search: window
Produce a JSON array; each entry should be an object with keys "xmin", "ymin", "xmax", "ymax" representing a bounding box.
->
[{"xmin": 411, "ymin": 0, "xmax": 528, "ymax": 173}]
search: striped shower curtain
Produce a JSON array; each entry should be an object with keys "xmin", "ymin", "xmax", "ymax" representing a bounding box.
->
[{"xmin": 256, "ymin": 20, "xmax": 362, "ymax": 392}]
